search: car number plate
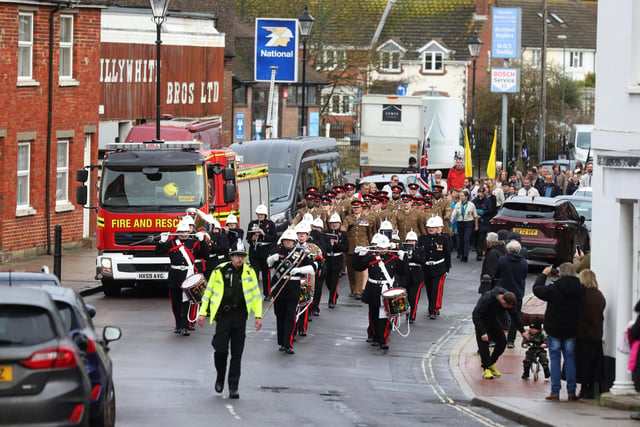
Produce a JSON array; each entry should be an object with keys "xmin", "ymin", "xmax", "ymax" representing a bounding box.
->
[
  {"xmin": 0, "ymin": 366, "xmax": 13, "ymax": 382},
  {"xmin": 513, "ymin": 227, "xmax": 538, "ymax": 236},
  {"xmin": 136, "ymin": 272, "xmax": 168, "ymax": 280}
]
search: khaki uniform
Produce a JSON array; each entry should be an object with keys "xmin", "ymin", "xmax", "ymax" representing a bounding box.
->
[
  {"xmin": 431, "ymin": 196, "xmax": 453, "ymax": 235},
  {"xmin": 343, "ymin": 213, "xmax": 374, "ymax": 296},
  {"xmin": 396, "ymin": 208, "xmax": 426, "ymax": 241}
]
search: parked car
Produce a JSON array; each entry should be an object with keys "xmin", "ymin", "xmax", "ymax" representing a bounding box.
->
[
  {"xmin": 0, "ymin": 286, "xmax": 91, "ymax": 426},
  {"xmin": 489, "ymin": 196, "xmax": 590, "ymax": 264},
  {"xmin": 0, "ymin": 274, "xmax": 122, "ymax": 427},
  {"xmin": 0, "ymin": 266, "xmax": 61, "ymax": 286},
  {"xmin": 556, "ymin": 195, "xmax": 592, "ymax": 233},
  {"xmin": 573, "ymin": 187, "xmax": 592, "ymax": 197},
  {"xmin": 356, "ymin": 173, "xmax": 429, "ymax": 193}
]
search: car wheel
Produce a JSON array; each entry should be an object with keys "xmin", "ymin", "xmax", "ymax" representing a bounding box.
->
[
  {"xmin": 93, "ymin": 381, "xmax": 116, "ymax": 427},
  {"xmin": 102, "ymin": 279, "xmax": 121, "ymax": 297}
]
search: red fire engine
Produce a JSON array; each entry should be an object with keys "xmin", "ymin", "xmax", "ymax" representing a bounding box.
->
[{"xmin": 76, "ymin": 141, "xmax": 237, "ymax": 296}]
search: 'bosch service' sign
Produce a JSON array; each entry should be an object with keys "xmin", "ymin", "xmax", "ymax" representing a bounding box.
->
[{"xmin": 254, "ymin": 18, "xmax": 298, "ymax": 82}]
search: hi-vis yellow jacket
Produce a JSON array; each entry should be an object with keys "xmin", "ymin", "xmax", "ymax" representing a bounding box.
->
[{"xmin": 199, "ymin": 262, "xmax": 263, "ymax": 323}]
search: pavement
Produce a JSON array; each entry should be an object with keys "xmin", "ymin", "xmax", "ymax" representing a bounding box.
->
[{"xmin": 3, "ymin": 247, "xmax": 640, "ymax": 426}]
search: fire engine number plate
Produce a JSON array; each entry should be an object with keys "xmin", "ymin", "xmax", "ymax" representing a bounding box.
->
[{"xmin": 137, "ymin": 272, "xmax": 168, "ymax": 280}]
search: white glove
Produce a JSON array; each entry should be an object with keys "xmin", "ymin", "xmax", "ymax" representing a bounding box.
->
[
  {"xmin": 290, "ymin": 265, "xmax": 315, "ymax": 276},
  {"xmin": 195, "ymin": 232, "xmax": 205, "ymax": 241},
  {"xmin": 398, "ymin": 250, "xmax": 406, "ymax": 260},
  {"xmin": 160, "ymin": 232, "xmax": 170, "ymax": 243},
  {"xmin": 290, "ymin": 267, "xmax": 301, "ymax": 275},
  {"xmin": 267, "ymin": 253, "xmax": 280, "ymax": 267},
  {"xmin": 355, "ymin": 246, "xmax": 368, "ymax": 256}
]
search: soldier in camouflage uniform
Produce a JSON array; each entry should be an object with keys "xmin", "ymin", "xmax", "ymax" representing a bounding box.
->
[{"xmin": 521, "ymin": 317, "xmax": 551, "ymax": 379}]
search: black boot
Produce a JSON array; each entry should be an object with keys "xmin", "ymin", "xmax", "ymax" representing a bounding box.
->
[
  {"xmin": 214, "ymin": 352, "xmax": 227, "ymax": 393},
  {"xmin": 522, "ymin": 367, "xmax": 530, "ymax": 379}
]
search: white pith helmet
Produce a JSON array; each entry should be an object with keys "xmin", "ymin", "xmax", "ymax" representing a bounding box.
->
[
  {"xmin": 294, "ymin": 222, "xmax": 311, "ymax": 234},
  {"xmin": 406, "ymin": 230, "xmax": 418, "ymax": 241},
  {"xmin": 255, "ymin": 204, "xmax": 268, "ymax": 215},
  {"xmin": 226, "ymin": 214, "xmax": 238, "ymax": 224},
  {"xmin": 426, "ymin": 216, "xmax": 444, "ymax": 228},
  {"xmin": 329, "ymin": 213, "xmax": 342, "ymax": 224},
  {"xmin": 281, "ymin": 228, "xmax": 297, "ymax": 241}
]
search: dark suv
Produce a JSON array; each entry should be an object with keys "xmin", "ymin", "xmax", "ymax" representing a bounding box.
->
[
  {"xmin": 489, "ymin": 196, "xmax": 590, "ymax": 264},
  {"xmin": 0, "ymin": 287, "xmax": 91, "ymax": 426}
]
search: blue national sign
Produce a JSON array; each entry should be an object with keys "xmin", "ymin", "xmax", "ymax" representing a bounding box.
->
[
  {"xmin": 492, "ymin": 8, "xmax": 522, "ymax": 59},
  {"xmin": 235, "ymin": 113, "xmax": 245, "ymax": 141},
  {"xmin": 254, "ymin": 18, "xmax": 298, "ymax": 82}
]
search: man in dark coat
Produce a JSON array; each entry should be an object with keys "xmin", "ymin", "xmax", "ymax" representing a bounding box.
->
[
  {"xmin": 472, "ymin": 287, "xmax": 529, "ymax": 379},
  {"xmin": 479, "ymin": 232, "xmax": 506, "ymax": 293},
  {"xmin": 533, "ymin": 263, "xmax": 586, "ymax": 401},
  {"xmin": 495, "ymin": 240, "xmax": 528, "ymax": 348},
  {"xmin": 472, "ymin": 188, "xmax": 494, "ymax": 260}
]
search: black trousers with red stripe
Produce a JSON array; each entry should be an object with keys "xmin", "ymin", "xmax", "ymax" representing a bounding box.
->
[
  {"xmin": 425, "ymin": 274, "xmax": 446, "ymax": 316},
  {"xmin": 367, "ymin": 303, "xmax": 390, "ymax": 345},
  {"xmin": 274, "ymin": 297, "xmax": 297, "ymax": 349},
  {"xmin": 250, "ymin": 254, "xmax": 271, "ymax": 297}
]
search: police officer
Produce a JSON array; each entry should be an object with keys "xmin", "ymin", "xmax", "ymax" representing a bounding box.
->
[
  {"xmin": 266, "ymin": 229, "xmax": 316, "ymax": 354},
  {"xmin": 417, "ymin": 216, "xmax": 451, "ymax": 319},
  {"xmin": 197, "ymin": 243, "xmax": 262, "ymax": 399},
  {"xmin": 323, "ymin": 213, "xmax": 349, "ymax": 309},
  {"xmin": 247, "ymin": 204, "xmax": 277, "ymax": 300},
  {"xmin": 156, "ymin": 219, "xmax": 209, "ymax": 336}
]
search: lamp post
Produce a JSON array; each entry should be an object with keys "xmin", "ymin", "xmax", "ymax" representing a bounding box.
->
[
  {"xmin": 150, "ymin": 0, "xmax": 171, "ymax": 141},
  {"xmin": 298, "ymin": 6, "xmax": 314, "ymax": 136},
  {"xmin": 557, "ymin": 34, "xmax": 567, "ymax": 119},
  {"xmin": 467, "ymin": 31, "xmax": 483, "ymax": 174}
]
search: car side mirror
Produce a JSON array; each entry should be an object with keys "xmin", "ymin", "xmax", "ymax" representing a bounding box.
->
[{"xmin": 103, "ymin": 326, "xmax": 122, "ymax": 344}]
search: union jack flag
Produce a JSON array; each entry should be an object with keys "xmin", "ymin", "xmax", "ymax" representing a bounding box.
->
[{"xmin": 418, "ymin": 128, "xmax": 431, "ymax": 189}]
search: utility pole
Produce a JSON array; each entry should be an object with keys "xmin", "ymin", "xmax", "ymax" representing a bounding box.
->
[{"xmin": 538, "ymin": 0, "xmax": 547, "ymax": 162}]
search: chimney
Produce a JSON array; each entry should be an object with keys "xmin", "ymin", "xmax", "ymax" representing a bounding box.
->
[{"xmin": 476, "ymin": 0, "xmax": 489, "ymax": 17}]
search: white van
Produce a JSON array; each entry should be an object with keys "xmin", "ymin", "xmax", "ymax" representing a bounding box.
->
[{"xmin": 568, "ymin": 124, "xmax": 594, "ymax": 163}]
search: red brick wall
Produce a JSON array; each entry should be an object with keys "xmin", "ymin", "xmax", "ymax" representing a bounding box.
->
[{"xmin": 0, "ymin": 5, "xmax": 101, "ymax": 260}]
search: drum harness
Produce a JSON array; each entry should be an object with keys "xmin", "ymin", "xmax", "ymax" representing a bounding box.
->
[
  {"xmin": 263, "ymin": 246, "xmax": 308, "ymax": 316},
  {"xmin": 374, "ymin": 254, "xmax": 411, "ymax": 338},
  {"xmin": 176, "ymin": 241, "xmax": 199, "ymax": 322}
]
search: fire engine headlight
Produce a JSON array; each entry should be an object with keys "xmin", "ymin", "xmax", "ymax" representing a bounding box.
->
[
  {"xmin": 100, "ymin": 258, "xmax": 112, "ymax": 270},
  {"xmin": 271, "ymin": 211, "xmax": 287, "ymax": 225}
]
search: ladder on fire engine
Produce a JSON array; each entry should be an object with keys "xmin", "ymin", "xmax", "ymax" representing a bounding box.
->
[{"xmin": 265, "ymin": 66, "xmax": 278, "ymax": 139}]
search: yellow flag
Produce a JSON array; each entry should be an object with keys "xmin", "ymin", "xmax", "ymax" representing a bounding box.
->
[
  {"xmin": 486, "ymin": 127, "xmax": 498, "ymax": 179},
  {"xmin": 464, "ymin": 127, "xmax": 473, "ymax": 177}
]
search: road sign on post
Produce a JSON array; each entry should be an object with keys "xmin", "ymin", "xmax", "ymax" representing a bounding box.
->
[
  {"xmin": 254, "ymin": 18, "xmax": 298, "ymax": 82},
  {"xmin": 492, "ymin": 8, "xmax": 522, "ymax": 59}
]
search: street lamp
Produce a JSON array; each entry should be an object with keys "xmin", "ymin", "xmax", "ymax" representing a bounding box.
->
[
  {"xmin": 298, "ymin": 5, "xmax": 314, "ymax": 136},
  {"xmin": 467, "ymin": 31, "xmax": 483, "ymax": 173},
  {"xmin": 150, "ymin": 0, "xmax": 171, "ymax": 141}
]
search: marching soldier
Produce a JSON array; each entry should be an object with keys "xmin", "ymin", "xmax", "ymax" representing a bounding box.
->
[
  {"xmin": 247, "ymin": 204, "xmax": 277, "ymax": 300},
  {"xmin": 294, "ymin": 222, "xmax": 324, "ymax": 333},
  {"xmin": 400, "ymin": 230, "xmax": 426, "ymax": 324},
  {"xmin": 430, "ymin": 185, "xmax": 452, "ymax": 235},
  {"xmin": 417, "ymin": 216, "xmax": 451, "ymax": 319},
  {"xmin": 323, "ymin": 213, "xmax": 349, "ymax": 308},
  {"xmin": 396, "ymin": 195, "xmax": 426, "ymax": 241},
  {"xmin": 266, "ymin": 229, "xmax": 316, "ymax": 354},
  {"xmin": 156, "ymin": 219, "xmax": 209, "ymax": 336},
  {"xmin": 353, "ymin": 234, "xmax": 404, "ymax": 350},
  {"xmin": 206, "ymin": 220, "xmax": 230, "ymax": 276},
  {"xmin": 309, "ymin": 217, "xmax": 329, "ymax": 315},
  {"xmin": 343, "ymin": 200, "xmax": 374, "ymax": 299},
  {"xmin": 292, "ymin": 193, "xmax": 318, "ymax": 226},
  {"xmin": 225, "ymin": 213, "xmax": 245, "ymax": 250}
]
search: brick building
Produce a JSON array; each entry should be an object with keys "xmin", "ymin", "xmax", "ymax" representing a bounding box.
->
[{"xmin": 0, "ymin": 0, "xmax": 105, "ymax": 262}]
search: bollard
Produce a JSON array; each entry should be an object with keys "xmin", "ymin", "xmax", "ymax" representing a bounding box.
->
[{"xmin": 54, "ymin": 225, "xmax": 62, "ymax": 280}]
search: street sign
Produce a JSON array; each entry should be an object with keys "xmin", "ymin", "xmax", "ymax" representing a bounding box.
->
[
  {"xmin": 397, "ymin": 84, "xmax": 408, "ymax": 96},
  {"xmin": 492, "ymin": 8, "xmax": 522, "ymax": 59},
  {"xmin": 235, "ymin": 113, "xmax": 245, "ymax": 141},
  {"xmin": 254, "ymin": 18, "xmax": 298, "ymax": 82},
  {"xmin": 491, "ymin": 68, "xmax": 520, "ymax": 93},
  {"xmin": 309, "ymin": 112, "xmax": 319, "ymax": 137}
]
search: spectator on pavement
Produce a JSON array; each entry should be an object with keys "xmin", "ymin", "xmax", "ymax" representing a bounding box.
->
[
  {"xmin": 472, "ymin": 287, "xmax": 529, "ymax": 379},
  {"xmin": 517, "ymin": 178, "xmax": 540, "ymax": 197},
  {"xmin": 494, "ymin": 240, "xmax": 528, "ymax": 348},
  {"xmin": 400, "ymin": 157, "xmax": 419, "ymax": 174},
  {"xmin": 575, "ymin": 269, "xmax": 606, "ymax": 399},
  {"xmin": 447, "ymin": 157, "xmax": 466, "ymax": 192},
  {"xmin": 533, "ymin": 263, "xmax": 586, "ymax": 401},
  {"xmin": 479, "ymin": 232, "xmax": 506, "ymax": 293},
  {"xmin": 541, "ymin": 174, "xmax": 562, "ymax": 198},
  {"xmin": 580, "ymin": 162, "xmax": 594, "ymax": 188},
  {"xmin": 573, "ymin": 247, "xmax": 591, "ymax": 273}
]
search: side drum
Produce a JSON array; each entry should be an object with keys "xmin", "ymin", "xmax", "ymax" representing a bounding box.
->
[
  {"xmin": 382, "ymin": 287, "xmax": 410, "ymax": 317},
  {"xmin": 181, "ymin": 273, "xmax": 206, "ymax": 304}
]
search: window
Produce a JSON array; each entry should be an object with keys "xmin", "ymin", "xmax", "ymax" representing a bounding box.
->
[
  {"xmin": 380, "ymin": 51, "xmax": 401, "ymax": 72},
  {"xmin": 531, "ymin": 49, "xmax": 541, "ymax": 68},
  {"xmin": 286, "ymin": 85, "xmax": 317, "ymax": 106},
  {"xmin": 18, "ymin": 12, "xmax": 33, "ymax": 79},
  {"xmin": 570, "ymin": 51, "xmax": 583, "ymax": 68},
  {"xmin": 59, "ymin": 15, "xmax": 73, "ymax": 79},
  {"xmin": 325, "ymin": 93, "xmax": 355, "ymax": 116},
  {"xmin": 233, "ymin": 85, "xmax": 247, "ymax": 105},
  {"xmin": 56, "ymin": 140, "xmax": 69, "ymax": 202},
  {"xmin": 17, "ymin": 143, "xmax": 30, "ymax": 207},
  {"xmin": 319, "ymin": 49, "xmax": 346, "ymax": 71},
  {"xmin": 423, "ymin": 52, "xmax": 443, "ymax": 72}
]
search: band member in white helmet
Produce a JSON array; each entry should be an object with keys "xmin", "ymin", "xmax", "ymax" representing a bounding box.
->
[
  {"xmin": 323, "ymin": 213, "xmax": 349, "ymax": 309},
  {"xmin": 266, "ymin": 228, "xmax": 315, "ymax": 354},
  {"xmin": 400, "ymin": 230, "xmax": 426, "ymax": 324},
  {"xmin": 247, "ymin": 204, "xmax": 277, "ymax": 300},
  {"xmin": 417, "ymin": 216, "xmax": 451, "ymax": 319}
]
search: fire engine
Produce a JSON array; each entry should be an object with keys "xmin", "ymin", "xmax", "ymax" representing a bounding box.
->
[{"xmin": 76, "ymin": 141, "xmax": 237, "ymax": 296}]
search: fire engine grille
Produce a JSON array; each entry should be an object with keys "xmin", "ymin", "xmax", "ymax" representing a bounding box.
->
[{"xmin": 115, "ymin": 232, "xmax": 159, "ymax": 246}]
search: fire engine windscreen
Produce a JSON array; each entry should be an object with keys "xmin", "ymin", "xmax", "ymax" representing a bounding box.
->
[{"xmin": 100, "ymin": 166, "xmax": 206, "ymax": 208}]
